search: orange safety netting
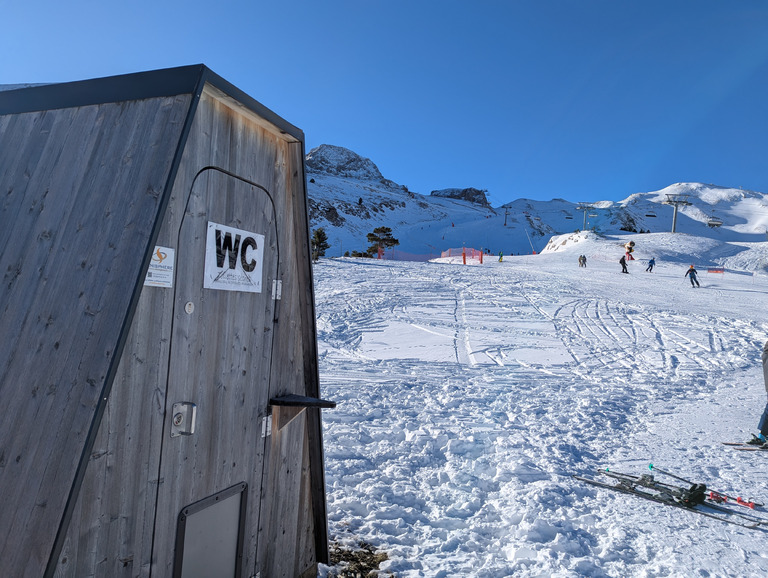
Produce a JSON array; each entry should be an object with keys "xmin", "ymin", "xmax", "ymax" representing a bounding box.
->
[
  {"xmin": 440, "ymin": 248, "xmax": 486, "ymax": 263},
  {"xmin": 440, "ymin": 247, "xmax": 483, "ymax": 258}
]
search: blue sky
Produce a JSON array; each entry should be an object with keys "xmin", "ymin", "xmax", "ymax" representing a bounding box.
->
[{"xmin": 3, "ymin": 1, "xmax": 768, "ymax": 205}]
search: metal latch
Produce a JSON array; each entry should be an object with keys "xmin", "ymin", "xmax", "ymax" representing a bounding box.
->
[{"xmin": 171, "ymin": 402, "xmax": 197, "ymax": 437}]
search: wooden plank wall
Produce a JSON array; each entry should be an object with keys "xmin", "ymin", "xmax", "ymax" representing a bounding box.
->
[
  {"xmin": 150, "ymin": 171, "xmax": 279, "ymax": 576},
  {"xmin": 11, "ymin": 79, "xmax": 327, "ymax": 577},
  {"xmin": 259, "ymin": 410, "xmax": 317, "ymax": 577},
  {"xmin": 255, "ymin": 125, "xmax": 329, "ymax": 576},
  {"xmin": 143, "ymin": 85, "xmax": 324, "ymax": 577},
  {"xmin": 285, "ymin": 132, "xmax": 330, "ymax": 568},
  {"xmin": 56, "ymin": 278, "xmax": 177, "ymax": 577},
  {"xmin": 0, "ymin": 94, "xmax": 192, "ymax": 578},
  {"xmin": 153, "ymin": 87, "xmax": 276, "ymax": 577},
  {"xmin": 187, "ymin": 87, "xmax": 324, "ymax": 577}
]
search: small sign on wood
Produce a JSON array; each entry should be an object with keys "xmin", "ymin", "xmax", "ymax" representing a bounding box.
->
[
  {"xmin": 144, "ymin": 246, "xmax": 175, "ymax": 288},
  {"xmin": 204, "ymin": 222, "xmax": 265, "ymax": 293}
]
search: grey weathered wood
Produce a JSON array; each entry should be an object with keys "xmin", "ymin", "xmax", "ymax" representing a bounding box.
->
[
  {"xmin": 0, "ymin": 95, "xmax": 191, "ymax": 578},
  {"xmin": 284, "ymin": 139, "xmax": 332, "ymax": 565},
  {"xmin": 150, "ymin": 165, "xmax": 279, "ymax": 576},
  {"xmin": 258, "ymin": 409, "xmax": 313, "ymax": 577},
  {"xmin": 1, "ymin": 67, "xmax": 329, "ymax": 578}
]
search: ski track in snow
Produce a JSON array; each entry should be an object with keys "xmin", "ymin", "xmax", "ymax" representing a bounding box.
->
[{"xmin": 315, "ymin": 250, "xmax": 768, "ymax": 577}]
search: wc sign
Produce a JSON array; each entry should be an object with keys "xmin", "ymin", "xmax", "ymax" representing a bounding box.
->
[{"xmin": 204, "ymin": 222, "xmax": 265, "ymax": 293}]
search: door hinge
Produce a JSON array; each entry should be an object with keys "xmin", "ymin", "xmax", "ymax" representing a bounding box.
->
[{"xmin": 261, "ymin": 414, "xmax": 272, "ymax": 438}]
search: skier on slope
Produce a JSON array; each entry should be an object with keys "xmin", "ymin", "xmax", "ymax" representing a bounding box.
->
[
  {"xmin": 619, "ymin": 255, "xmax": 629, "ymax": 274},
  {"xmin": 684, "ymin": 264, "xmax": 700, "ymax": 287},
  {"xmin": 624, "ymin": 241, "xmax": 635, "ymax": 260},
  {"xmin": 747, "ymin": 340, "xmax": 768, "ymax": 446},
  {"xmin": 646, "ymin": 257, "xmax": 656, "ymax": 272}
]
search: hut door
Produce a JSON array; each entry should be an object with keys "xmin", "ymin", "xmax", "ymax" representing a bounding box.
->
[{"xmin": 153, "ymin": 167, "xmax": 278, "ymax": 576}]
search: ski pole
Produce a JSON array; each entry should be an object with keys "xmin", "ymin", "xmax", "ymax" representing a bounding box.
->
[
  {"xmin": 649, "ymin": 464, "xmax": 761, "ymax": 509},
  {"xmin": 648, "ymin": 463, "xmax": 693, "ymax": 485}
]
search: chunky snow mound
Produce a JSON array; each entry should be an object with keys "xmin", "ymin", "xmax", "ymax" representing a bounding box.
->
[{"xmin": 315, "ymin": 245, "xmax": 768, "ymax": 577}]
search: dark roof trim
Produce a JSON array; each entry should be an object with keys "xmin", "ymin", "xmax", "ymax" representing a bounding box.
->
[
  {"xmin": 0, "ymin": 65, "xmax": 204, "ymax": 114},
  {"xmin": 0, "ymin": 64, "xmax": 304, "ymax": 142}
]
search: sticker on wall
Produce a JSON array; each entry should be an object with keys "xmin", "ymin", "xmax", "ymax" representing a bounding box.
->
[
  {"xmin": 144, "ymin": 246, "xmax": 175, "ymax": 288},
  {"xmin": 204, "ymin": 222, "xmax": 265, "ymax": 293}
]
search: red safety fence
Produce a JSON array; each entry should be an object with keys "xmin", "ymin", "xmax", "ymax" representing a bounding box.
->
[
  {"xmin": 440, "ymin": 247, "xmax": 485, "ymax": 264},
  {"xmin": 370, "ymin": 247, "xmax": 492, "ymax": 263}
]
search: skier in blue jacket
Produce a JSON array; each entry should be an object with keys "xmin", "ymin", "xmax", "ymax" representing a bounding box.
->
[{"xmin": 684, "ymin": 265, "xmax": 700, "ymax": 287}]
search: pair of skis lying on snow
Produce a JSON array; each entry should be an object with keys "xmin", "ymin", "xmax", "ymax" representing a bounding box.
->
[{"xmin": 573, "ymin": 464, "xmax": 767, "ymax": 529}]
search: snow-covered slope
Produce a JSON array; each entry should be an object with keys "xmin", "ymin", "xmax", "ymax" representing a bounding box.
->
[
  {"xmin": 315, "ymin": 236, "xmax": 768, "ymax": 577},
  {"xmin": 306, "ymin": 145, "xmax": 768, "ymax": 269},
  {"xmin": 542, "ymin": 230, "xmax": 768, "ymax": 273}
]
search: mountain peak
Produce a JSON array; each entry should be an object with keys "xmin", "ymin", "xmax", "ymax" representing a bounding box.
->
[
  {"xmin": 430, "ymin": 187, "xmax": 490, "ymax": 207},
  {"xmin": 306, "ymin": 144, "xmax": 385, "ymax": 181}
]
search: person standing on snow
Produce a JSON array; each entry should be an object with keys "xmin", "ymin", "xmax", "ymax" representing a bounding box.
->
[
  {"xmin": 747, "ymin": 340, "xmax": 768, "ymax": 446},
  {"xmin": 684, "ymin": 264, "xmax": 700, "ymax": 287},
  {"xmin": 619, "ymin": 255, "xmax": 629, "ymax": 273},
  {"xmin": 646, "ymin": 258, "xmax": 656, "ymax": 272}
]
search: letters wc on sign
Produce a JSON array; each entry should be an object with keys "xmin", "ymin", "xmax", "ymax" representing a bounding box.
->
[{"xmin": 204, "ymin": 222, "xmax": 265, "ymax": 293}]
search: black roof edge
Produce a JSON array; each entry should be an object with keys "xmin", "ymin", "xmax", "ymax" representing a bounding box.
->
[
  {"xmin": 0, "ymin": 64, "xmax": 304, "ymax": 143},
  {"xmin": 0, "ymin": 64, "xmax": 205, "ymax": 115}
]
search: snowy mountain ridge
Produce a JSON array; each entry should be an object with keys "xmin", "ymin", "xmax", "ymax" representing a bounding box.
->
[{"xmin": 306, "ymin": 145, "xmax": 768, "ymax": 270}]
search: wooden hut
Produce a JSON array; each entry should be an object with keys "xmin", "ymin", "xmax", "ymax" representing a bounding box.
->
[{"xmin": 0, "ymin": 65, "xmax": 334, "ymax": 578}]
